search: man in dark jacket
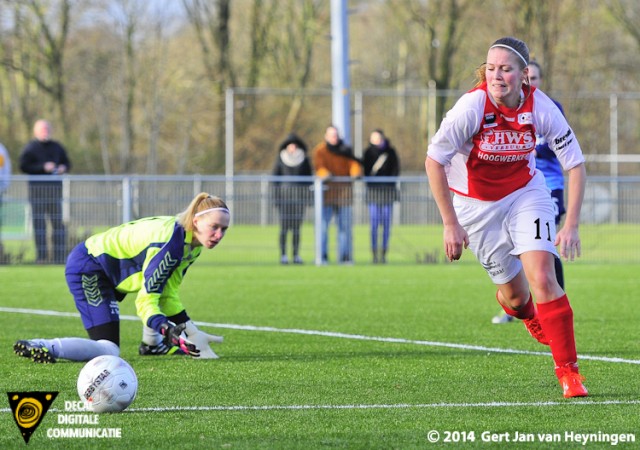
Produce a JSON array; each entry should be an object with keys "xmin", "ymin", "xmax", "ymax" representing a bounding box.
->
[{"xmin": 19, "ymin": 120, "xmax": 71, "ymax": 264}]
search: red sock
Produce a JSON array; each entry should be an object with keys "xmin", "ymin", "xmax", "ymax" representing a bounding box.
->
[
  {"xmin": 496, "ymin": 292, "xmax": 535, "ymax": 320},
  {"xmin": 536, "ymin": 294, "xmax": 578, "ymax": 378}
]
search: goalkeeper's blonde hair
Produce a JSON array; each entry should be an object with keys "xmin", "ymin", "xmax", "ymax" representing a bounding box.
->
[{"xmin": 177, "ymin": 193, "xmax": 228, "ymax": 232}]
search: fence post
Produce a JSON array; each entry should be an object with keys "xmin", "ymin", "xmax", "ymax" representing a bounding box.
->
[
  {"xmin": 354, "ymin": 90, "xmax": 363, "ymax": 160},
  {"xmin": 193, "ymin": 174, "xmax": 202, "ymax": 197},
  {"xmin": 314, "ymin": 177, "xmax": 324, "ymax": 266},
  {"xmin": 609, "ymin": 93, "xmax": 619, "ymax": 224},
  {"xmin": 261, "ymin": 176, "xmax": 269, "ymax": 227},
  {"xmin": 122, "ymin": 177, "xmax": 131, "ymax": 223},
  {"xmin": 427, "ymin": 80, "xmax": 437, "ymax": 143},
  {"xmin": 62, "ymin": 176, "xmax": 71, "ymax": 224},
  {"xmin": 226, "ymin": 88, "xmax": 235, "ymax": 216}
]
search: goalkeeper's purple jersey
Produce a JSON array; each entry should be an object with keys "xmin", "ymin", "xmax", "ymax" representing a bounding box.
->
[{"xmin": 84, "ymin": 216, "xmax": 201, "ymax": 324}]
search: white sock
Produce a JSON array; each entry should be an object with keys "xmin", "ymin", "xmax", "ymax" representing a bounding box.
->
[
  {"xmin": 142, "ymin": 325, "xmax": 163, "ymax": 346},
  {"xmin": 50, "ymin": 338, "xmax": 119, "ymax": 361}
]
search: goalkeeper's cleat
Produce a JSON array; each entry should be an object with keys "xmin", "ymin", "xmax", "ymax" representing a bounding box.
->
[
  {"xmin": 13, "ymin": 340, "xmax": 56, "ymax": 364},
  {"xmin": 557, "ymin": 365, "xmax": 588, "ymax": 398},
  {"xmin": 522, "ymin": 316, "xmax": 549, "ymax": 345},
  {"xmin": 13, "ymin": 340, "xmax": 33, "ymax": 358},
  {"xmin": 492, "ymin": 312, "xmax": 515, "ymax": 324},
  {"xmin": 138, "ymin": 342, "xmax": 186, "ymax": 356}
]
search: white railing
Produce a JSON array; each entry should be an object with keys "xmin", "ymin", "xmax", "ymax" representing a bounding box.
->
[{"xmin": 2, "ymin": 174, "xmax": 639, "ymax": 265}]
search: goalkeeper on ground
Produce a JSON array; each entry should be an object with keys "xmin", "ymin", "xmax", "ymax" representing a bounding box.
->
[{"xmin": 14, "ymin": 192, "xmax": 228, "ymax": 363}]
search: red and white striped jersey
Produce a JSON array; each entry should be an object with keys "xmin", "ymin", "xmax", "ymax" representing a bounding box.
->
[{"xmin": 427, "ymin": 82, "xmax": 584, "ymax": 201}]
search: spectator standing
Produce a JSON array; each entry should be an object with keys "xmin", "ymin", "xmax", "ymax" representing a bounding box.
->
[
  {"xmin": 272, "ymin": 133, "xmax": 313, "ymax": 265},
  {"xmin": 312, "ymin": 125, "xmax": 362, "ymax": 264},
  {"xmin": 0, "ymin": 142, "xmax": 11, "ymax": 261},
  {"xmin": 19, "ymin": 120, "xmax": 71, "ymax": 264},
  {"xmin": 363, "ymin": 129, "xmax": 400, "ymax": 264}
]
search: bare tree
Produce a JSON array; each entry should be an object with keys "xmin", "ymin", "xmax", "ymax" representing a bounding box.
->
[
  {"xmin": 2, "ymin": 0, "xmax": 71, "ymax": 136},
  {"xmin": 246, "ymin": 0, "xmax": 278, "ymax": 89},
  {"xmin": 107, "ymin": 0, "xmax": 146, "ymax": 172},
  {"xmin": 389, "ymin": 0, "xmax": 471, "ymax": 127},
  {"xmin": 182, "ymin": 0, "xmax": 235, "ymax": 90},
  {"xmin": 271, "ymin": 0, "xmax": 325, "ymax": 132},
  {"xmin": 507, "ymin": 1, "xmax": 561, "ymax": 91},
  {"xmin": 606, "ymin": 0, "xmax": 640, "ymax": 46},
  {"xmin": 182, "ymin": 0, "xmax": 233, "ymax": 172}
]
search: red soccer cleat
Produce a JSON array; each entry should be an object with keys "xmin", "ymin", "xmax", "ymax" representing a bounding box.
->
[
  {"xmin": 522, "ymin": 316, "xmax": 549, "ymax": 345},
  {"xmin": 558, "ymin": 365, "xmax": 588, "ymax": 398}
]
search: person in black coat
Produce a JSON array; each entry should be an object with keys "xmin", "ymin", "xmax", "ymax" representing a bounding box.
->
[
  {"xmin": 19, "ymin": 120, "xmax": 71, "ymax": 264},
  {"xmin": 272, "ymin": 133, "xmax": 313, "ymax": 264},
  {"xmin": 363, "ymin": 129, "xmax": 400, "ymax": 263}
]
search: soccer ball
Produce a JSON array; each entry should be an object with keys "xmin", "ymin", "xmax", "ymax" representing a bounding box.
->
[{"xmin": 77, "ymin": 355, "xmax": 138, "ymax": 413}]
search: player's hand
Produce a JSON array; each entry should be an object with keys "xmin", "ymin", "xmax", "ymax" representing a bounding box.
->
[
  {"xmin": 443, "ymin": 223, "xmax": 469, "ymax": 261},
  {"xmin": 187, "ymin": 329, "xmax": 223, "ymax": 359},
  {"xmin": 184, "ymin": 320, "xmax": 223, "ymax": 359},
  {"xmin": 160, "ymin": 322, "xmax": 200, "ymax": 357},
  {"xmin": 193, "ymin": 329, "xmax": 223, "ymax": 344},
  {"xmin": 555, "ymin": 225, "xmax": 581, "ymax": 261}
]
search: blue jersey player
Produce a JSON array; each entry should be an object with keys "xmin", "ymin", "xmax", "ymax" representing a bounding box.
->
[{"xmin": 14, "ymin": 193, "xmax": 229, "ymax": 363}]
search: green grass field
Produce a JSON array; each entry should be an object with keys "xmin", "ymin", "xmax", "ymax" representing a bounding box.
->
[
  {"xmin": 1, "ymin": 256, "xmax": 639, "ymax": 449},
  {"xmin": 3, "ymin": 223, "xmax": 640, "ymax": 265}
]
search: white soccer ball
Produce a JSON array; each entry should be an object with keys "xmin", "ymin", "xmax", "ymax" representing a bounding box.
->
[{"xmin": 77, "ymin": 355, "xmax": 138, "ymax": 413}]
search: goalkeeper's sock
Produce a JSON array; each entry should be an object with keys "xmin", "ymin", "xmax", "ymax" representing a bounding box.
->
[
  {"xmin": 536, "ymin": 294, "xmax": 579, "ymax": 378},
  {"xmin": 142, "ymin": 325, "xmax": 163, "ymax": 346},
  {"xmin": 496, "ymin": 292, "xmax": 535, "ymax": 319},
  {"xmin": 140, "ymin": 324, "xmax": 186, "ymax": 356},
  {"xmin": 52, "ymin": 338, "xmax": 119, "ymax": 361}
]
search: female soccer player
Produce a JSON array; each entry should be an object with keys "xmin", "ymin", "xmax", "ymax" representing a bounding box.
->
[
  {"xmin": 425, "ymin": 37, "xmax": 588, "ymax": 398},
  {"xmin": 14, "ymin": 192, "xmax": 229, "ymax": 362}
]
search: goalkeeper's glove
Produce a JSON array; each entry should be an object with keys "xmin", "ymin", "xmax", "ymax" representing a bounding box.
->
[
  {"xmin": 160, "ymin": 322, "xmax": 200, "ymax": 357},
  {"xmin": 184, "ymin": 320, "xmax": 223, "ymax": 359}
]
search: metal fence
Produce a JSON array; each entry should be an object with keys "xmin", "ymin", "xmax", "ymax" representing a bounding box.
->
[
  {"xmin": 226, "ymin": 88, "xmax": 640, "ymax": 177},
  {"xmin": 1, "ymin": 174, "xmax": 639, "ymax": 265}
]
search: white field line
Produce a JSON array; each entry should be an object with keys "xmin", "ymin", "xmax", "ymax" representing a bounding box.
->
[
  {"xmin": 2, "ymin": 399, "xmax": 640, "ymax": 415},
  {"xmin": 126, "ymin": 399, "xmax": 640, "ymax": 412},
  {"xmin": 2, "ymin": 306, "xmax": 639, "ymax": 365},
  {"xmin": 128, "ymin": 399, "xmax": 640, "ymax": 412}
]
